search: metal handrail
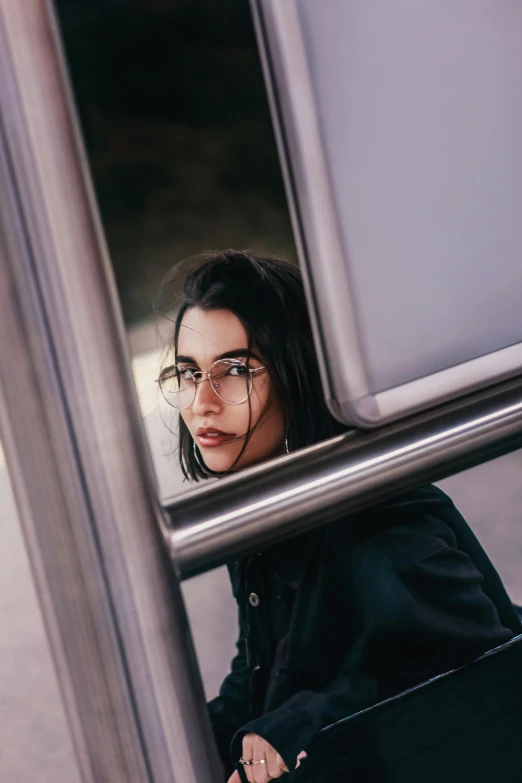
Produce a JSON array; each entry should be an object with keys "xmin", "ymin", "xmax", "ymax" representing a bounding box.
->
[
  {"xmin": 0, "ymin": 3, "xmax": 221, "ymax": 782},
  {"xmin": 166, "ymin": 375, "xmax": 522, "ymax": 579}
]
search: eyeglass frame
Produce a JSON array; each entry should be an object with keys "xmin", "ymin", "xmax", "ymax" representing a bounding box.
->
[{"xmin": 155, "ymin": 357, "xmax": 267, "ymax": 410}]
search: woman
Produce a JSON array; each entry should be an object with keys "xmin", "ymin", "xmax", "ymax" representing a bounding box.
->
[{"xmin": 157, "ymin": 250, "xmax": 521, "ymax": 783}]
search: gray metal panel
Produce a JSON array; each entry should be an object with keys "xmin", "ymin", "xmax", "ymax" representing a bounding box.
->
[{"xmin": 253, "ymin": 0, "xmax": 522, "ymax": 426}]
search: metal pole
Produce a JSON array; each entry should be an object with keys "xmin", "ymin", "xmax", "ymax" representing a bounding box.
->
[
  {"xmin": 167, "ymin": 376, "xmax": 522, "ymax": 579},
  {"xmin": 0, "ymin": 3, "xmax": 221, "ymax": 782}
]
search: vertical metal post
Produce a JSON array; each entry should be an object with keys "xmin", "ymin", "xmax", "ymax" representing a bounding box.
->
[{"xmin": 0, "ymin": 2, "xmax": 221, "ymax": 782}]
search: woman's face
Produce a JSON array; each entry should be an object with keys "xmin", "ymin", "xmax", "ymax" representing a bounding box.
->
[{"xmin": 176, "ymin": 307, "xmax": 286, "ymax": 473}]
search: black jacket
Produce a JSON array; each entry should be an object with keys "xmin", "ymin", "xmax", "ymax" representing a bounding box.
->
[{"xmin": 207, "ymin": 485, "xmax": 521, "ymax": 774}]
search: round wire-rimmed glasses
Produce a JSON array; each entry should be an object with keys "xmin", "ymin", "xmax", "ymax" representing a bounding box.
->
[{"xmin": 156, "ymin": 358, "xmax": 266, "ymax": 409}]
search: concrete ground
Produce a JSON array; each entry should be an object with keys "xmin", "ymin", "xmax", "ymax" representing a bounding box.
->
[{"xmin": 1, "ymin": 327, "xmax": 521, "ymax": 781}]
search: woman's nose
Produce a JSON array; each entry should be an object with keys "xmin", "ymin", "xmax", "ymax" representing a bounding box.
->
[{"xmin": 192, "ymin": 376, "xmax": 221, "ymax": 415}]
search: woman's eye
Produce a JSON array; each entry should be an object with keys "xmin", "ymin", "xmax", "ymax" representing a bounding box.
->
[
  {"xmin": 228, "ymin": 364, "xmax": 248, "ymax": 376},
  {"xmin": 179, "ymin": 367, "xmax": 196, "ymax": 381}
]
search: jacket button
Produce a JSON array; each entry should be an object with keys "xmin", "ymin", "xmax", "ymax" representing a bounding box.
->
[{"xmin": 249, "ymin": 592, "xmax": 260, "ymax": 607}]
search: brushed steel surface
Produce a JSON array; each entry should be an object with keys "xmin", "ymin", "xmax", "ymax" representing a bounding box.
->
[
  {"xmin": 167, "ymin": 377, "xmax": 522, "ymax": 579},
  {"xmin": 251, "ymin": 0, "xmax": 522, "ymax": 428},
  {"xmin": 0, "ymin": 2, "xmax": 220, "ymax": 781},
  {"xmin": 249, "ymin": 0, "xmax": 371, "ymax": 421}
]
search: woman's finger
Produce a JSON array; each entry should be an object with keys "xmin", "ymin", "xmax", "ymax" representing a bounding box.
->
[
  {"xmin": 295, "ymin": 751, "xmax": 308, "ymax": 769},
  {"xmin": 241, "ymin": 734, "xmax": 256, "ymax": 783},
  {"xmin": 266, "ymin": 745, "xmax": 284, "ymax": 780},
  {"xmin": 227, "ymin": 772, "xmax": 241, "ymax": 783},
  {"xmin": 252, "ymin": 736, "xmax": 269, "ymax": 783},
  {"xmin": 275, "ymin": 753, "xmax": 289, "ymax": 773}
]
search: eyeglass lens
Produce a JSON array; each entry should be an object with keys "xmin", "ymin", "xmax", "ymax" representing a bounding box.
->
[{"xmin": 159, "ymin": 359, "xmax": 252, "ymax": 408}]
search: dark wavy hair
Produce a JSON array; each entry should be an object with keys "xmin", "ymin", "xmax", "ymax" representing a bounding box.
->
[{"xmin": 157, "ymin": 249, "xmax": 347, "ymax": 481}]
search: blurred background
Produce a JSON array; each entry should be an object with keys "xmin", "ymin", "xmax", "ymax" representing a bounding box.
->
[
  {"xmin": 56, "ymin": 0, "xmax": 295, "ymax": 326},
  {"xmin": 1, "ymin": 1, "xmax": 521, "ymax": 781}
]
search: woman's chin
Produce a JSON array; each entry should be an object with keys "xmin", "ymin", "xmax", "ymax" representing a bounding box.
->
[{"xmin": 199, "ymin": 449, "xmax": 237, "ymax": 474}]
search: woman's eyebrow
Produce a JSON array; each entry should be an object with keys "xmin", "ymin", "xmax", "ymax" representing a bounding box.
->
[
  {"xmin": 175, "ymin": 355, "xmax": 198, "ymax": 365},
  {"xmin": 214, "ymin": 349, "xmax": 262, "ymax": 362},
  {"xmin": 175, "ymin": 349, "xmax": 262, "ymax": 364}
]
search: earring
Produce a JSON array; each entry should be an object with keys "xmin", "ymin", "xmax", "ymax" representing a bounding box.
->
[
  {"xmin": 193, "ymin": 441, "xmax": 209, "ymax": 474},
  {"xmin": 285, "ymin": 436, "xmax": 290, "ymax": 454}
]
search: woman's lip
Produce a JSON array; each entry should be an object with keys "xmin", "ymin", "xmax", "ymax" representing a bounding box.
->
[
  {"xmin": 196, "ymin": 427, "xmax": 232, "ymax": 436},
  {"xmin": 197, "ymin": 433, "xmax": 236, "ymax": 448}
]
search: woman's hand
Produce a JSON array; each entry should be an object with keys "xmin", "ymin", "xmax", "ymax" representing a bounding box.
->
[{"xmin": 227, "ymin": 733, "xmax": 307, "ymax": 783}]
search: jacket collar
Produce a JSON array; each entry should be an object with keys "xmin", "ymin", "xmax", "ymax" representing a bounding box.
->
[{"xmin": 261, "ymin": 527, "xmax": 323, "ymax": 589}]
